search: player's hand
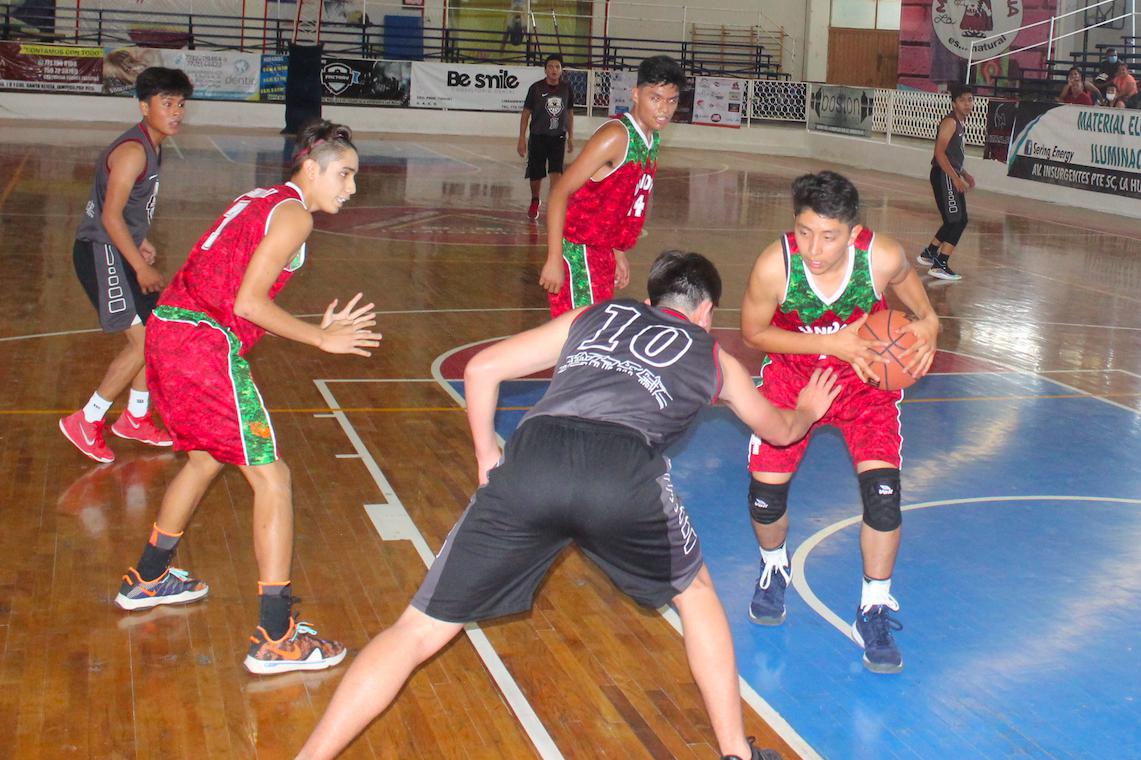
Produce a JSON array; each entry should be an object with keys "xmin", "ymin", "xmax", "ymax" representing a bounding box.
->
[
  {"xmin": 963, "ymin": 172, "xmax": 976, "ymax": 190},
  {"xmin": 613, "ymin": 249, "xmax": 630, "ymax": 289},
  {"xmin": 475, "ymin": 444, "xmax": 502, "ymax": 486},
  {"xmin": 139, "ymin": 239, "xmax": 157, "ymax": 265},
  {"xmin": 539, "ymin": 258, "xmax": 565, "ymax": 294},
  {"xmin": 827, "ymin": 315, "xmax": 883, "ymax": 385},
  {"xmin": 795, "ymin": 367, "xmax": 842, "ymax": 421},
  {"xmin": 567, "ymin": 136, "xmax": 575, "ymax": 154},
  {"xmin": 319, "ymin": 293, "xmax": 381, "ymax": 356},
  {"xmin": 897, "ymin": 313, "xmax": 939, "ymax": 378},
  {"xmin": 952, "ymin": 175, "xmax": 969, "ymax": 193},
  {"xmin": 517, "ymin": 138, "xmax": 527, "ymax": 158},
  {"xmin": 137, "ymin": 263, "xmax": 164, "ymax": 294}
]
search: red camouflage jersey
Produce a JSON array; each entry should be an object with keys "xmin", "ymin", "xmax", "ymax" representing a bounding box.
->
[
  {"xmin": 562, "ymin": 113, "xmax": 660, "ymax": 251},
  {"xmin": 764, "ymin": 227, "xmax": 888, "ymax": 383},
  {"xmin": 157, "ymin": 182, "xmax": 308, "ymax": 355}
]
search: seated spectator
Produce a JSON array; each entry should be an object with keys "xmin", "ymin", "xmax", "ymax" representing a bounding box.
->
[
  {"xmin": 1111, "ymin": 61, "xmax": 1138, "ymax": 108},
  {"xmin": 1059, "ymin": 66, "xmax": 1099, "ymax": 105},
  {"xmin": 1100, "ymin": 83, "xmax": 1120, "ymax": 107},
  {"xmin": 1094, "ymin": 48, "xmax": 1119, "ymax": 84}
]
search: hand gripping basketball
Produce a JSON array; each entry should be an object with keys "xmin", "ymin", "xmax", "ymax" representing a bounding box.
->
[{"xmin": 858, "ymin": 309, "xmax": 923, "ymax": 391}]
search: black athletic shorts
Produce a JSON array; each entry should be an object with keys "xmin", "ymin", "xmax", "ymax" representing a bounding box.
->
[
  {"xmin": 412, "ymin": 415, "xmax": 705, "ymax": 623},
  {"xmin": 524, "ymin": 133, "xmax": 567, "ymax": 180},
  {"xmin": 73, "ymin": 238, "xmax": 159, "ymax": 333},
  {"xmin": 930, "ymin": 166, "xmax": 966, "ymax": 225}
]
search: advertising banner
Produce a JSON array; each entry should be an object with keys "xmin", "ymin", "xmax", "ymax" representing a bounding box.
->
[
  {"xmin": 411, "ymin": 62, "xmax": 542, "ymax": 111},
  {"xmin": 807, "ymin": 85, "xmax": 875, "ymax": 137},
  {"xmin": 322, "ymin": 57, "xmax": 410, "ymax": 106},
  {"xmin": 983, "ymin": 98, "xmax": 1017, "ymax": 162},
  {"xmin": 0, "ymin": 42, "xmax": 103, "ymax": 93},
  {"xmin": 1008, "ymin": 102, "xmax": 1141, "ymax": 200},
  {"xmin": 260, "ymin": 53, "xmax": 288, "ymax": 102},
  {"xmin": 692, "ymin": 76, "xmax": 743, "ymax": 128},
  {"xmin": 103, "ymin": 47, "xmax": 261, "ymax": 99}
]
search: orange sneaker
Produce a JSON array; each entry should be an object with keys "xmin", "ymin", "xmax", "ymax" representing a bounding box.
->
[
  {"xmin": 59, "ymin": 410, "xmax": 115, "ymax": 463},
  {"xmin": 244, "ymin": 618, "xmax": 347, "ymax": 675},
  {"xmin": 111, "ymin": 410, "xmax": 173, "ymax": 447}
]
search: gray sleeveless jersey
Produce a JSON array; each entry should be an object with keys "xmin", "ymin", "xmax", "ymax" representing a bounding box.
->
[
  {"xmin": 933, "ymin": 115, "xmax": 965, "ymax": 172},
  {"xmin": 76, "ymin": 122, "xmax": 161, "ymax": 246},
  {"xmin": 523, "ymin": 300, "xmax": 721, "ymax": 449}
]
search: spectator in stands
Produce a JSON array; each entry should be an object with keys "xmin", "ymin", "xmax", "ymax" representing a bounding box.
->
[
  {"xmin": 1095, "ymin": 48, "xmax": 1119, "ymax": 84},
  {"xmin": 1100, "ymin": 82, "xmax": 1120, "ymax": 107},
  {"xmin": 1111, "ymin": 61, "xmax": 1138, "ymax": 108},
  {"xmin": 1059, "ymin": 66, "xmax": 1100, "ymax": 105}
]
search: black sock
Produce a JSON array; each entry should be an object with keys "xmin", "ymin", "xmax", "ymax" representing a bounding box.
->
[
  {"xmin": 258, "ymin": 583, "xmax": 293, "ymax": 640},
  {"xmin": 137, "ymin": 544, "xmax": 173, "ymax": 581}
]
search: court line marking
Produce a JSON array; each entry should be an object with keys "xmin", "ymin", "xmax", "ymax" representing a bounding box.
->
[
  {"xmin": 312, "ymin": 378, "xmax": 563, "ymax": 759},
  {"xmin": 792, "ymin": 495, "xmax": 1141, "ymax": 641},
  {"xmin": 207, "ymin": 136, "xmax": 235, "ymax": 163},
  {"xmin": 166, "ymin": 136, "xmax": 184, "ymax": 160},
  {"xmin": 0, "ymin": 153, "xmax": 29, "ymax": 209},
  {"xmin": 428, "ymin": 337, "xmax": 822, "ymax": 760}
]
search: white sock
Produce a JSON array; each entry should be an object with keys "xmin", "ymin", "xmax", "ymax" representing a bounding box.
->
[
  {"xmin": 127, "ymin": 389, "xmax": 150, "ymax": 418},
  {"xmin": 760, "ymin": 543, "xmax": 788, "ymax": 568},
  {"xmin": 82, "ymin": 392, "xmax": 112, "ymax": 423},
  {"xmin": 861, "ymin": 576, "xmax": 893, "ymax": 610}
]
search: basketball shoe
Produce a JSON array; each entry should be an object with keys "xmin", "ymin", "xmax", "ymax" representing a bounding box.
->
[
  {"xmin": 111, "ymin": 409, "xmax": 174, "ymax": 447},
  {"xmin": 59, "ymin": 410, "xmax": 115, "ymax": 463},
  {"xmin": 748, "ymin": 559, "xmax": 790, "ymax": 626},
  {"xmin": 928, "ymin": 253, "xmax": 962, "ymax": 281},
  {"xmin": 917, "ymin": 246, "xmax": 936, "ymax": 266},
  {"xmin": 852, "ymin": 598, "xmax": 904, "ymax": 674},
  {"xmin": 244, "ymin": 618, "xmax": 347, "ymax": 675},
  {"xmin": 115, "ymin": 566, "xmax": 209, "ymax": 610},
  {"xmin": 721, "ymin": 737, "xmax": 783, "ymax": 759},
  {"xmin": 527, "ymin": 197, "xmax": 541, "ymax": 220}
]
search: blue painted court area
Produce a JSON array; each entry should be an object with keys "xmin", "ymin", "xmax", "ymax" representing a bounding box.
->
[{"xmin": 454, "ymin": 366, "xmax": 1141, "ymax": 760}]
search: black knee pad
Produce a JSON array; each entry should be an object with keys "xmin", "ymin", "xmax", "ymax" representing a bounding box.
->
[
  {"xmin": 859, "ymin": 468, "xmax": 901, "ymax": 531},
  {"xmin": 748, "ymin": 480, "xmax": 790, "ymax": 525}
]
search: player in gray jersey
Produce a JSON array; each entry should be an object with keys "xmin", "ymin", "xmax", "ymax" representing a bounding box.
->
[
  {"xmin": 60, "ymin": 67, "xmax": 192, "ymax": 463},
  {"xmin": 299, "ymin": 251, "xmax": 841, "ymax": 760},
  {"xmin": 918, "ymin": 83, "xmax": 974, "ymax": 282}
]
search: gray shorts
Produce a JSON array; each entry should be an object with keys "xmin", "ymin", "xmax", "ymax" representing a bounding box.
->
[
  {"xmin": 412, "ymin": 416, "xmax": 705, "ymax": 623},
  {"xmin": 73, "ymin": 238, "xmax": 159, "ymax": 333}
]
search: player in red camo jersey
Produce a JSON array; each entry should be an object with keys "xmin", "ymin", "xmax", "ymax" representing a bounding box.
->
[
  {"xmin": 539, "ymin": 55, "xmax": 685, "ymax": 317},
  {"xmin": 113, "ymin": 121, "xmax": 381, "ymax": 676},
  {"xmin": 742, "ymin": 172, "xmax": 939, "ymax": 675}
]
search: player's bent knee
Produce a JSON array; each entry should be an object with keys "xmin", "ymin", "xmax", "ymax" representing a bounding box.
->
[
  {"xmin": 859, "ymin": 468, "xmax": 901, "ymax": 531},
  {"xmin": 748, "ymin": 479, "xmax": 790, "ymax": 525}
]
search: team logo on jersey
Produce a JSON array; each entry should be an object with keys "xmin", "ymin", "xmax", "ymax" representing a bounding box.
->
[
  {"xmin": 933, "ymin": 0, "xmax": 1023, "ymax": 59},
  {"xmin": 545, "ymin": 96, "xmax": 563, "ymax": 117}
]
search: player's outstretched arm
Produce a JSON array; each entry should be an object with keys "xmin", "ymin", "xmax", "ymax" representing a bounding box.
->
[
  {"xmin": 540, "ymin": 122, "xmax": 627, "ymax": 294},
  {"xmin": 234, "ymin": 202, "xmax": 380, "ymax": 356},
  {"xmin": 464, "ymin": 308, "xmax": 582, "ymax": 483},
  {"xmin": 876, "ymin": 235, "xmax": 939, "ymax": 377},
  {"xmin": 102, "ymin": 141, "xmax": 163, "ymax": 293},
  {"xmin": 717, "ymin": 350, "xmax": 840, "ymax": 446}
]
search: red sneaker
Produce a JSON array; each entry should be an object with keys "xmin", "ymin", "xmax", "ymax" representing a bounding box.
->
[
  {"xmin": 111, "ymin": 410, "xmax": 173, "ymax": 447},
  {"xmin": 59, "ymin": 411, "xmax": 115, "ymax": 463},
  {"xmin": 527, "ymin": 197, "xmax": 541, "ymax": 220}
]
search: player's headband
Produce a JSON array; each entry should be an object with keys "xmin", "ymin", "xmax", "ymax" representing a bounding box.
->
[{"xmin": 294, "ymin": 139, "xmax": 326, "ymax": 162}]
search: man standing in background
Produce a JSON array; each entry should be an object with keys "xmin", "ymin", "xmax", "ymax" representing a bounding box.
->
[{"xmin": 519, "ymin": 54, "xmax": 575, "ymax": 220}]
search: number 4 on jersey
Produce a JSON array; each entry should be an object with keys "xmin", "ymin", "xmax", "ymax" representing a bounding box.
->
[{"xmin": 629, "ymin": 174, "xmax": 654, "ymax": 218}]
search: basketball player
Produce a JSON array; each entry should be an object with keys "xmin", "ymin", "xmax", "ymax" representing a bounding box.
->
[
  {"xmin": 518, "ymin": 53, "xmax": 575, "ymax": 220},
  {"xmin": 113, "ymin": 121, "xmax": 381, "ymax": 675},
  {"xmin": 298, "ymin": 251, "xmax": 839, "ymax": 760},
  {"xmin": 918, "ymin": 83, "xmax": 974, "ymax": 281},
  {"xmin": 60, "ymin": 67, "xmax": 193, "ymax": 463},
  {"xmin": 742, "ymin": 172, "xmax": 939, "ymax": 674},
  {"xmin": 539, "ymin": 54, "xmax": 685, "ymax": 317}
]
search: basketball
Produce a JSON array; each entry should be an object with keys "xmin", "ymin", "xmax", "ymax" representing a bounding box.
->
[{"xmin": 858, "ymin": 309, "xmax": 921, "ymax": 391}]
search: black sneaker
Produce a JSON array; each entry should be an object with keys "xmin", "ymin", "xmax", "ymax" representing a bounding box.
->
[
  {"xmin": 721, "ymin": 736, "xmax": 783, "ymax": 760},
  {"xmin": 852, "ymin": 599, "xmax": 904, "ymax": 674},
  {"xmin": 917, "ymin": 247, "xmax": 936, "ymax": 266},
  {"xmin": 748, "ymin": 559, "xmax": 790, "ymax": 626},
  {"xmin": 929, "ymin": 253, "xmax": 962, "ymax": 281}
]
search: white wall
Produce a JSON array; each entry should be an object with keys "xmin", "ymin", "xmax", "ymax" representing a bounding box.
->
[{"xmin": 3, "ymin": 90, "xmax": 1130, "ymax": 218}]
